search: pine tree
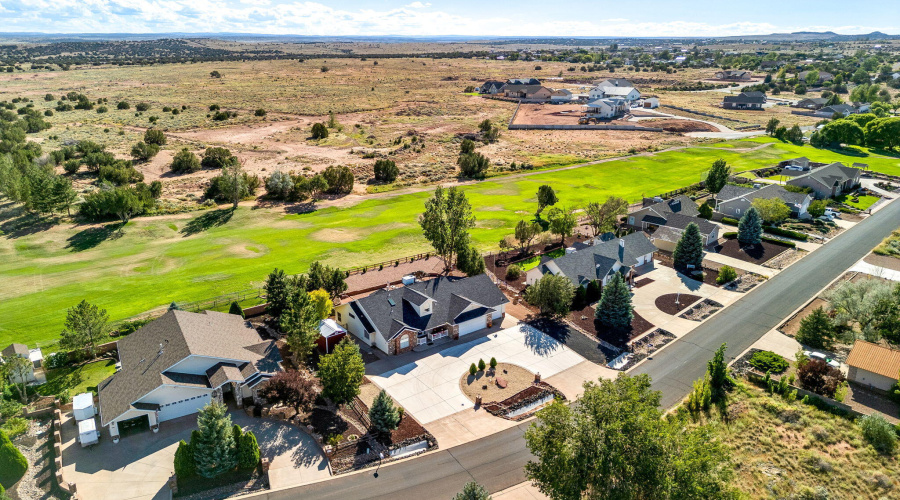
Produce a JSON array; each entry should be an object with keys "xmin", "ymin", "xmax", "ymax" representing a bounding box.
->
[
  {"xmin": 228, "ymin": 301, "xmax": 244, "ymax": 317},
  {"xmin": 368, "ymin": 389, "xmax": 401, "ymax": 433},
  {"xmin": 192, "ymin": 402, "xmax": 237, "ymax": 478},
  {"xmin": 672, "ymin": 222, "xmax": 704, "ymax": 272},
  {"xmin": 238, "ymin": 431, "xmax": 260, "ymax": 469},
  {"xmin": 738, "ymin": 207, "xmax": 762, "ymax": 246},
  {"xmin": 174, "ymin": 440, "xmax": 196, "ymax": 478},
  {"xmin": 796, "ymin": 307, "xmax": 835, "ymax": 349},
  {"xmin": 453, "ymin": 481, "xmax": 492, "ymax": 500},
  {"xmin": 595, "ymin": 274, "xmax": 633, "ymax": 331}
]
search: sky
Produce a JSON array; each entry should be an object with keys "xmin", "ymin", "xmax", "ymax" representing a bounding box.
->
[{"xmin": 0, "ymin": 0, "xmax": 898, "ymax": 37}]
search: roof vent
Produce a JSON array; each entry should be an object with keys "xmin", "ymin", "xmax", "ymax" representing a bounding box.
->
[{"xmin": 388, "ymin": 296, "xmax": 396, "ymax": 307}]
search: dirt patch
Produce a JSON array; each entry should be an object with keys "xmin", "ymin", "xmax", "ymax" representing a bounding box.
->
[
  {"xmin": 713, "ymin": 238, "xmax": 789, "ymax": 265},
  {"xmin": 636, "ymin": 119, "xmax": 719, "ymax": 133},
  {"xmin": 459, "ymin": 363, "xmax": 535, "ymax": 404},
  {"xmin": 512, "ymin": 103, "xmax": 584, "ymax": 126},
  {"xmin": 780, "ymin": 297, "xmax": 830, "ymax": 337},
  {"xmin": 654, "ymin": 293, "xmax": 703, "ymax": 315},
  {"xmin": 863, "ymin": 252, "xmax": 900, "ymax": 272},
  {"xmin": 569, "ymin": 306, "xmax": 654, "ymax": 347},
  {"xmin": 309, "ymin": 228, "xmax": 363, "ymax": 243}
]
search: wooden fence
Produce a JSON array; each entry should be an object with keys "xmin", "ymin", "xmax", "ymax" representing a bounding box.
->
[{"xmin": 508, "ymin": 124, "xmax": 664, "ymax": 131}]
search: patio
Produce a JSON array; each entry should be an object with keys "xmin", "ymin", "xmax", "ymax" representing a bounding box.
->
[{"xmin": 59, "ymin": 409, "xmax": 330, "ymax": 500}]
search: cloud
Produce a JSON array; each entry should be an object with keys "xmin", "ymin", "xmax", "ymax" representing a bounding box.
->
[{"xmin": 0, "ymin": 1, "xmax": 894, "ymax": 36}]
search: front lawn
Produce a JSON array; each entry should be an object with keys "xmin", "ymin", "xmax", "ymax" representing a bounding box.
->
[
  {"xmin": 35, "ymin": 359, "xmax": 117, "ymax": 398},
  {"xmin": 835, "ymin": 194, "xmax": 879, "ymax": 210},
  {"xmin": 516, "ymin": 247, "xmax": 565, "ymax": 271}
]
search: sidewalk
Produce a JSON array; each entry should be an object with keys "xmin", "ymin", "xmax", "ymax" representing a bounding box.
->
[
  {"xmin": 494, "ymin": 482, "xmax": 549, "ymax": 500},
  {"xmin": 849, "ymin": 259, "xmax": 900, "ymax": 281}
]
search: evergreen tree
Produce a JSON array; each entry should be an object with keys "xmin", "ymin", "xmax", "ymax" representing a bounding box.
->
[
  {"xmin": 228, "ymin": 301, "xmax": 244, "ymax": 317},
  {"xmin": 368, "ymin": 389, "xmax": 401, "ymax": 433},
  {"xmin": 453, "ymin": 481, "xmax": 492, "ymax": 500},
  {"xmin": 595, "ymin": 274, "xmax": 633, "ymax": 330},
  {"xmin": 672, "ymin": 222, "xmax": 705, "ymax": 272},
  {"xmin": 192, "ymin": 402, "xmax": 237, "ymax": 478},
  {"xmin": 737, "ymin": 207, "xmax": 763, "ymax": 245},
  {"xmin": 707, "ymin": 343, "xmax": 731, "ymax": 402},
  {"xmin": 796, "ymin": 307, "xmax": 835, "ymax": 349},
  {"xmin": 237, "ymin": 431, "xmax": 260, "ymax": 469},
  {"xmin": 174, "ymin": 440, "xmax": 196, "ymax": 478},
  {"xmin": 536, "ymin": 185, "xmax": 558, "ymax": 214}
]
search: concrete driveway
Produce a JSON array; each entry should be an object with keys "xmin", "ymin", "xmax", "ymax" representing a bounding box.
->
[
  {"xmin": 60, "ymin": 409, "xmax": 330, "ymax": 500},
  {"xmin": 369, "ymin": 325, "xmax": 585, "ymax": 424}
]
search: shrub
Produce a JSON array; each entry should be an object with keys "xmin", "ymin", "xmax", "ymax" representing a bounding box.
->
[
  {"xmin": 797, "ymin": 358, "xmax": 845, "ymax": 398},
  {"xmin": 469, "ymin": 363, "xmax": 477, "ymax": 376},
  {"xmin": 63, "ymin": 159, "xmax": 80, "ymax": 174},
  {"xmin": 722, "ymin": 231, "xmax": 737, "ymax": 239},
  {"xmin": 748, "ymin": 351, "xmax": 789, "ymax": 373},
  {"xmin": 762, "ymin": 235, "xmax": 796, "ymax": 248},
  {"xmin": 478, "ymin": 359, "xmax": 486, "ymax": 371},
  {"xmin": 174, "ymin": 440, "xmax": 196, "ymax": 478},
  {"xmin": 144, "ymin": 129, "xmax": 166, "ymax": 146},
  {"xmin": 0, "ymin": 430, "xmax": 27, "ymax": 489},
  {"xmin": 505, "ymin": 264, "xmax": 522, "ymax": 280},
  {"xmin": 322, "ymin": 165, "xmax": 354, "ymax": 194},
  {"xmin": 373, "ymin": 159, "xmax": 399, "ymax": 183},
  {"xmin": 0, "ymin": 418, "xmax": 27, "ymax": 439},
  {"xmin": 96, "ymin": 106, "xmax": 108, "ymax": 113},
  {"xmin": 489, "ymin": 357, "xmax": 497, "ymax": 369},
  {"xmin": 721, "ymin": 216, "xmax": 740, "ymax": 225},
  {"xmin": 117, "ymin": 101, "xmax": 130, "ymax": 110},
  {"xmin": 311, "ymin": 122, "xmax": 329, "ymax": 139},
  {"xmin": 716, "ymin": 265, "xmax": 737, "ymax": 285},
  {"xmin": 859, "ymin": 414, "xmax": 896, "ymax": 454},
  {"xmin": 135, "ymin": 102, "xmax": 150, "ymax": 112},
  {"xmin": 238, "ymin": 431, "xmax": 260, "ymax": 469},
  {"xmin": 763, "ymin": 225, "xmax": 808, "ymax": 241},
  {"xmin": 201, "ymin": 147, "xmax": 234, "ymax": 170},
  {"xmin": 254, "ymin": 109, "xmax": 266, "ymax": 117},
  {"xmin": 44, "ymin": 351, "xmax": 68, "ymax": 370},
  {"xmin": 170, "ymin": 148, "xmax": 201, "ymax": 174},
  {"xmin": 796, "ymin": 307, "xmax": 835, "ymax": 349}
]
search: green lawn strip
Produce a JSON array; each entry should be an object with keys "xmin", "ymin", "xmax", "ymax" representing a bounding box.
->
[
  {"xmin": 515, "ymin": 247, "xmax": 565, "ymax": 272},
  {"xmin": 1, "ymin": 141, "xmax": 894, "ymax": 347},
  {"xmin": 835, "ymin": 194, "xmax": 880, "ymax": 210},
  {"xmin": 35, "ymin": 359, "xmax": 117, "ymax": 397}
]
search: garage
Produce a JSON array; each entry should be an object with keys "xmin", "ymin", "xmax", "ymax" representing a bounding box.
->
[
  {"xmin": 158, "ymin": 393, "xmax": 211, "ymax": 422},
  {"xmin": 457, "ymin": 315, "xmax": 488, "ymax": 336}
]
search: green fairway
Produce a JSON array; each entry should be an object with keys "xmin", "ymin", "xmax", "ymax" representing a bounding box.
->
[{"xmin": 2, "ymin": 138, "xmax": 899, "ymax": 348}]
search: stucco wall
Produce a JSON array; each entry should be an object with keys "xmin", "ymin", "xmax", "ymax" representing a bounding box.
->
[{"xmin": 848, "ymin": 366, "xmax": 897, "ymax": 392}]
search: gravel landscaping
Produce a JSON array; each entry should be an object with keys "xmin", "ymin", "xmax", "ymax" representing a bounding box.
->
[
  {"xmin": 679, "ymin": 299, "xmax": 724, "ymax": 321},
  {"xmin": 618, "ymin": 329, "xmax": 677, "ymax": 371},
  {"xmin": 723, "ymin": 273, "xmax": 766, "ymax": 292},
  {"xmin": 763, "ymin": 248, "xmax": 806, "ymax": 270},
  {"xmin": 459, "ymin": 363, "xmax": 535, "ymax": 404},
  {"xmin": 7, "ymin": 418, "xmax": 67, "ymax": 500},
  {"xmin": 568, "ymin": 306, "xmax": 654, "ymax": 347}
]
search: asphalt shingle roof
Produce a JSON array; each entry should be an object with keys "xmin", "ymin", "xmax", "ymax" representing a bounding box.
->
[
  {"xmin": 2, "ymin": 343, "xmax": 28, "ymax": 357},
  {"xmin": 789, "ymin": 162, "xmax": 860, "ymax": 191},
  {"xmin": 541, "ymin": 232, "xmax": 657, "ymax": 287},
  {"xmin": 349, "ymin": 274, "xmax": 508, "ymax": 344},
  {"xmin": 98, "ymin": 310, "xmax": 281, "ymax": 426},
  {"xmin": 717, "ymin": 184, "xmax": 756, "ymax": 201}
]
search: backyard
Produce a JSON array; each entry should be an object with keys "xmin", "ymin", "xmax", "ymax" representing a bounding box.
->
[
  {"xmin": 34, "ymin": 359, "xmax": 117, "ymax": 397},
  {"xmin": 2, "ymin": 138, "xmax": 899, "ymax": 348}
]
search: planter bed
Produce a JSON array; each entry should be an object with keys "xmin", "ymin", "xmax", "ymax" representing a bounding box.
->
[
  {"xmin": 618, "ymin": 329, "xmax": 677, "ymax": 371},
  {"xmin": 679, "ymin": 299, "xmax": 724, "ymax": 322},
  {"xmin": 654, "ymin": 293, "xmax": 702, "ymax": 315},
  {"xmin": 175, "ymin": 466, "xmax": 265, "ymax": 499},
  {"xmin": 459, "ymin": 363, "xmax": 535, "ymax": 405},
  {"xmin": 713, "ymin": 239, "xmax": 788, "ymax": 265},
  {"xmin": 762, "ymin": 248, "xmax": 805, "ymax": 270},
  {"xmin": 481, "ymin": 382, "xmax": 567, "ymax": 421},
  {"xmin": 634, "ymin": 277, "xmax": 654, "ymax": 288},
  {"xmin": 723, "ymin": 273, "xmax": 765, "ymax": 293}
]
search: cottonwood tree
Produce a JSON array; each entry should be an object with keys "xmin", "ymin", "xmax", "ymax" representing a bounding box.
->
[
  {"xmin": 218, "ymin": 161, "xmax": 249, "ymax": 209},
  {"xmin": 259, "ymin": 370, "xmax": 319, "ymax": 414},
  {"xmin": 584, "ymin": 197, "xmax": 628, "ymax": 236},
  {"xmin": 419, "ymin": 186, "xmax": 475, "ymax": 272},
  {"xmin": 595, "ymin": 273, "xmax": 633, "ymax": 331},
  {"xmin": 514, "ymin": 219, "xmax": 541, "ymax": 254},
  {"xmin": 705, "ymin": 159, "xmax": 731, "ymax": 195},
  {"xmin": 737, "ymin": 207, "xmax": 762, "ymax": 245},
  {"xmin": 536, "ymin": 185, "xmax": 558, "ymax": 214},
  {"xmin": 318, "ymin": 338, "xmax": 365, "ymax": 406},
  {"xmin": 280, "ymin": 288, "xmax": 321, "ymax": 362},
  {"xmin": 547, "ymin": 207, "xmax": 576, "ymax": 244},
  {"xmin": 673, "ymin": 222, "xmax": 704, "ymax": 272},
  {"xmin": 60, "ymin": 300, "xmax": 109, "ymax": 359},
  {"xmin": 525, "ymin": 374, "xmax": 736, "ymax": 500},
  {"xmin": 525, "ymin": 274, "xmax": 575, "ymax": 318}
]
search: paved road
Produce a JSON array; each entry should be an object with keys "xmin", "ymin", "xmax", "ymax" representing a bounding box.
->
[{"xmin": 261, "ymin": 197, "xmax": 900, "ymax": 500}]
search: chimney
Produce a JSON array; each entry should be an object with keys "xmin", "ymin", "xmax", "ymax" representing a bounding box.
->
[{"xmin": 618, "ymin": 238, "xmax": 625, "ymax": 261}]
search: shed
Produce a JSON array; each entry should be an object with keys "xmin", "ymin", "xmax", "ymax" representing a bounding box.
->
[
  {"xmin": 317, "ymin": 319, "xmax": 347, "ymax": 354},
  {"xmin": 73, "ymin": 392, "xmax": 96, "ymax": 421},
  {"xmin": 846, "ymin": 340, "xmax": 900, "ymax": 392},
  {"xmin": 78, "ymin": 418, "xmax": 100, "ymax": 447}
]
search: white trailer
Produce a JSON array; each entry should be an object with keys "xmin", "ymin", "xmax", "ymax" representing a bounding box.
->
[
  {"xmin": 78, "ymin": 418, "xmax": 99, "ymax": 447},
  {"xmin": 73, "ymin": 392, "xmax": 95, "ymax": 422}
]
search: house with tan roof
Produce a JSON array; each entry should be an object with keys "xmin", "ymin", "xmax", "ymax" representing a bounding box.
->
[
  {"xmin": 846, "ymin": 340, "xmax": 900, "ymax": 392},
  {"xmin": 97, "ymin": 310, "xmax": 282, "ymax": 441}
]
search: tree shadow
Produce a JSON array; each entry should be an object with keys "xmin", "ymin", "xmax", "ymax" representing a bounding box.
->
[
  {"xmin": 283, "ymin": 202, "xmax": 317, "ymax": 215},
  {"xmin": 0, "ymin": 204, "xmax": 57, "ymax": 238},
  {"xmin": 66, "ymin": 222, "xmax": 124, "ymax": 252},
  {"xmin": 180, "ymin": 208, "xmax": 234, "ymax": 236},
  {"xmin": 826, "ymin": 146, "xmax": 868, "ymax": 158}
]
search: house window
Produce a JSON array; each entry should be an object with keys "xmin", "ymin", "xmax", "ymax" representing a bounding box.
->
[
  {"xmin": 628, "ymin": 216, "xmax": 634, "ymax": 225},
  {"xmin": 735, "ymin": 209, "xmax": 741, "ymax": 215},
  {"xmin": 400, "ymin": 336, "xmax": 410, "ymax": 349},
  {"xmin": 349, "ymin": 312, "xmax": 356, "ymax": 319},
  {"xmin": 337, "ymin": 312, "xmax": 342, "ymax": 322}
]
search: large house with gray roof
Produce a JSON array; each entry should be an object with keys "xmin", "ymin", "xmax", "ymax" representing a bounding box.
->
[
  {"xmin": 97, "ymin": 310, "xmax": 282, "ymax": 441},
  {"xmin": 525, "ymin": 232, "xmax": 656, "ymax": 289},
  {"xmin": 335, "ymin": 274, "xmax": 508, "ymax": 356},
  {"xmin": 786, "ymin": 162, "xmax": 861, "ymax": 199},
  {"xmin": 715, "ymin": 183, "xmax": 813, "ymax": 219}
]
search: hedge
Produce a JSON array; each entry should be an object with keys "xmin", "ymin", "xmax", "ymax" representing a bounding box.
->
[
  {"xmin": 0, "ymin": 431, "xmax": 27, "ymax": 489},
  {"xmin": 723, "ymin": 231, "xmax": 737, "ymax": 239},
  {"xmin": 763, "ymin": 226, "xmax": 808, "ymax": 241},
  {"xmin": 722, "ymin": 232, "xmax": 796, "ymax": 248},
  {"xmin": 722, "ymin": 217, "xmax": 740, "ymax": 225}
]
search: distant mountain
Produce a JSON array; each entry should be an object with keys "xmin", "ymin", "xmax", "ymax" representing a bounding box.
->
[{"xmin": 719, "ymin": 31, "xmax": 898, "ymax": 41}]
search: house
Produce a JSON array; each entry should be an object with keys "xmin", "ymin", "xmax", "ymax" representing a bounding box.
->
[
  {"xmin": 846, "ymin": 340, "xmax": 900, "ymax": 392},
  {"xmin": 641, "ymin": 97, "xmax": 660, "ymax": 109},
  {"xmin": 628, "ymin": 195, "xmax": 700, "ymax": 226},
  {"xmin": 798, "ymin": 70, "xmax": 834, "ymax": 85},
  {"xmin": 786, "ymin": 162, "xmax": 861, "ymax": 199},
  {"xmin": 816, "ymin": 103, "xmax": 862, "ymax": 118},
  {"xmin": 588, "ymin": 85, "xmax": 641, "ymax": 103},
  {"xmin": 722, "ymin": 92, "xmax": 766, "ymax": 110},
  {"xmin": 334, "ymin": 274, "xmax": 508, "ymax": 356},
  {"xmin": 525, "ymin": 232, "xmax": 657, "ymax": 288},
  {"xmin": 626, "ymin": 196, "xmax": 719, "ymax": 250},
  {"xmin": 507, "ymin": 78, "xmax": 541, "ymax": 85},
  {"xmin": 478, "ymin": 80, "xmax": 506, "ymax": 94},
  {"xmin": 502, "ymin": 84, "xmax": 553, "ymax": 100},
  {"xmin": 759, "ymin": 60, "xmax": 787, "ymax": 70},
  {"xmin": 715, "ymin": 70, "xmax": 752, "ymax": 81},
  {"xmin": 97, "ymin": 310, "xmax": 282, "ymax": 441},
  {"xmin": 317, "ymin": 319, "xmax": 346, "ymax": 354},
  {"xmin": 593, "ymin": 78, "xmax": 634, "ymax": 88},
  {"xmin": 793, "ymin": 97, "xmax": 829, "ymax": 110},
  {"xmin": 716, "ymin": 183, "xmax": 813, "ymax": 219},
  {"xmin": 2, "ymin": 343, "xmax": 37, "ymax": 384},
  {"xmin": 582, "ymin": 97, "xmax": 628, "ymax": 119},
  {"xmin": 550, "ymin": 89, "xmax": 574, "ymax": 102}
]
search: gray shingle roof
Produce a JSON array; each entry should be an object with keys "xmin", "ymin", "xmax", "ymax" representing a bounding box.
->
[
  {"xmin": 717, "ymin": 184, "xmax": 756, "ymax": 201},
  {"xmin": 2, "ymin": 343, "xmax": 28, "ymax": 357},
  {"xmin": 724, "ymin": 93, "xmax": 766, "ymax": 105},
  {"xmin": 658, "ymin": 213, "xmax": 718, "ymax": 235},
  {"xmin": 349, "ymin": 274, "xmax": 508, "ymax": 345},
  {"xmin": 98, "ymin": 310, "xmax": 281, "ymax": 426},
  {"xmin": 541, "ymin": 232, "xmax": 657, "ymax": 287},
  {"xmin": 726, "ymin": 183, "xmax": 810, "ymax": 206}
]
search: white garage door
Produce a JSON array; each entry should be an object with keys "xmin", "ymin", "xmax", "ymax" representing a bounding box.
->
[
  {"xmin": 158, "ymin": 393, "xmax": 211, "ymax": 422},
  {"xmin": 458, "ymin": 316, "xmax": 487, "ymax": 336}
]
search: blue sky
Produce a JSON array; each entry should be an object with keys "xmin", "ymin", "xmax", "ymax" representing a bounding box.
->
[{"xmin": 0, "ymin": 0, "xmax": 897, "ymax": 36}]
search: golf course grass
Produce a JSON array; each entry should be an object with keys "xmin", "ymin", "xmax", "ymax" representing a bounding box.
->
[{"xmin": 2, "ymin": 138, "xmax": 899, "ymax": 348}]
